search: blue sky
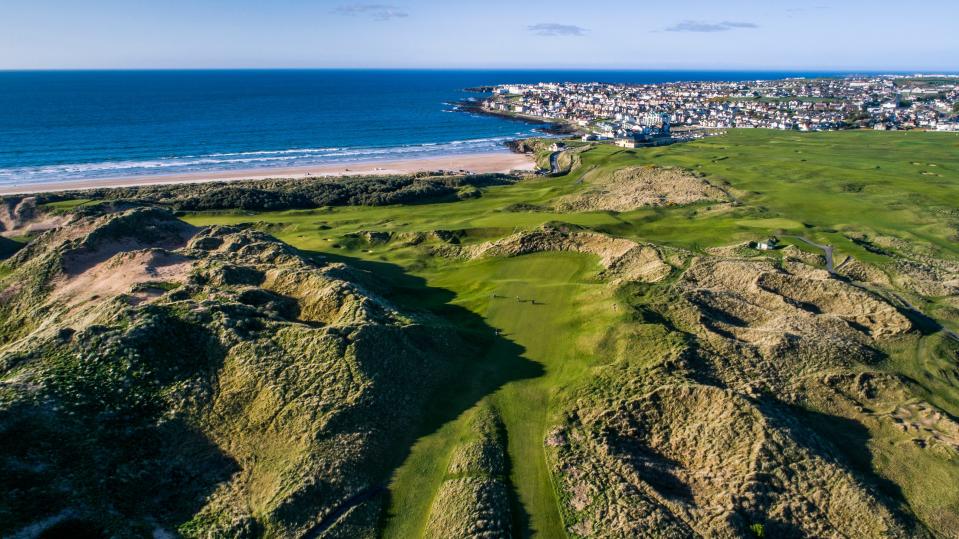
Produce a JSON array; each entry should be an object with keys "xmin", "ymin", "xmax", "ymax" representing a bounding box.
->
[{"xmin": 1, "ymin": 0, "xmax": 956, "ymax": 70}]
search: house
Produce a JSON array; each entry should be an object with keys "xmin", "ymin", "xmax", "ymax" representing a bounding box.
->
[
  {"xmin": 550, "ymin": 142, "xmax": 567, "ymax": 152},
  {"xmin": 615, "ymin": 138, "xmax": 640, "ymax": 148},
  {"xmin": 755, "ymin": 238, "xmax": 778, "ymax": 251}
]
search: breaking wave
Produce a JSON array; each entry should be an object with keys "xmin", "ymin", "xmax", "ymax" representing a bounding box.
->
[{"xmin": 0, "ymin": 135, "xmax": 534, "ymax": 187}]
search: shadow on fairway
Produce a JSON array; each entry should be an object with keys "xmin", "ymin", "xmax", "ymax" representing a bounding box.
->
[{"xmin": 310, "ymin": 250, "xmax": 542, "ymax": 537}]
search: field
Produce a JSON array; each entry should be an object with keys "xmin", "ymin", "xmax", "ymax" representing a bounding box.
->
[
  {"xmin": 186, "ymin": 129, "xmax": 959, "ymax": 325},
  {"xmin": 171, "ymin": 129, "xmax": 959, "ymax": 536},
  {"xmin": 187, "ymin": 129, "xmax": 959, "ymax": 254},
  {"xmin": 381, "ymin": 252, "xmax": 615, "ymax": 537},
  {"xmin": 2, "ymin": 128, "xmax": 956, "ymax": 536}
]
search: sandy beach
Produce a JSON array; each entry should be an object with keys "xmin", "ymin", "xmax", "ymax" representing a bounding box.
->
[{"xmin": 0, "ymin": 151, "xmax": 536, "ymax": 196}]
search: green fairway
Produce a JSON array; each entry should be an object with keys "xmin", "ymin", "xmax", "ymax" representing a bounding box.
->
[
  {"xmin": 178, "ymin": 129, "xmax": 959, "ymax": 537},
  {"xmin": 383, "ymin": 252, "xmax": 615, "ymax": 538},
  {"xmin": 186, "ymin": 129, "xmax": 959, "ymax": 268},
  {"xmin": 39, "ymin": 198, "xmax": 96, "ymax": 211},
  {"xmin": 628, "ymin": 129, "xmax": 959, "ymax": 256}
]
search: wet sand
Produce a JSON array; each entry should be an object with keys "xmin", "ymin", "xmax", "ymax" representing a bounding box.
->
[{"xmin": 0, "ymin": 151, "xmax": 536, "ymax": 195}]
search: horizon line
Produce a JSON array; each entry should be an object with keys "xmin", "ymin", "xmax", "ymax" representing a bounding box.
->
[{"xmin": 1, "ymin": 67, "xmax": 958, "ymax": 74}]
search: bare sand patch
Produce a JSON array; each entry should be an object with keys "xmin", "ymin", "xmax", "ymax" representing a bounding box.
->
[
  {"xmin": 0, "ymin": 196, "xmax": 69, "ymax": 238},
  {"xmin": 53, "ymin": 249, "xmax": 193, "ymax": 309}
]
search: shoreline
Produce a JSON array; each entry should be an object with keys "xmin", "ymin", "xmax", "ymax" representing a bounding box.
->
[
  {"xmin": 0, "ymin": 151, "xmax": 537, "ymax": 196},
  {"xmin": 455, "ymin": 99, "xmax": 581, "ymax": 135}
]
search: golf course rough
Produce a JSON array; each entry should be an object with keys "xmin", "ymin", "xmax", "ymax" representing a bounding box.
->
[{"xmin": 1, "ymin": 129, "xmax": 958, "ymax": 537}]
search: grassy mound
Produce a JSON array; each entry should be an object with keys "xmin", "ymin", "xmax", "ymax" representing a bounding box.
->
[
  {"xmin": 554, "ymin": 165, "xmax": 728, "ymax": 212},
  {"xmin": 424, "ymin": 406, "xmax": 512, "ymax": 538},
  {"xmin": 0, "ymin": 208, "xmax": 501, "ymax": 537},
  {"xmin": 3, "ymin": 129, "xmax": 959, "ymax": 537}
]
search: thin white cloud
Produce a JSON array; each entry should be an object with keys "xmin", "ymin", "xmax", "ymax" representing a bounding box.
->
[
  {"xmin": 528, "ymin": 23, "xmax": 588, "ymax": 37},
  {"xmin": 787, "ymin": 5, "xmax": 830, "ymax": 13},
  {"xmin": 786, "ymin": 6, "xmax": 830, "ymax": 17},
  {"xmin": 333, "ymin": 4, "xmax": 408, "ymax": 21},
  {"xmin": 665, "ymin": 20, "xmax": 759, "ymax": 33}
]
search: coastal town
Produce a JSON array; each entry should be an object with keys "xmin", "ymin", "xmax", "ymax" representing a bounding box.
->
[{"xmin": 479, "ymin": 75, "xmax": 959, "ymax": 144}]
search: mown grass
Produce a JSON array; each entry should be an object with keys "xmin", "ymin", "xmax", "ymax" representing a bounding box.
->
[
  {"xmin": 628, "ymin": 130, "xmax": 959, "ymax": 259},
  {"xmin": 40, "ymin": 198, "xmax": 96, "ymax": 212},
  {"xmin": 187, "ymin": 130, "xmax": 959, "ymax": 265},
  {"xmin": 181, "ymin": 129, "xmax": 959, "ymax": 537},
  {"xmin": 382, "ymin": 253, "xmax": 615, "ymax": 538}
]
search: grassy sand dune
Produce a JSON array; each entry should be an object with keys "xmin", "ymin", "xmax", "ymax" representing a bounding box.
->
[
  {"xmin": 4, "ymin": 129, "xmax": 959, "ymax": 537},
  {"xmin": 177, "ymin": 130, "xmax": 959, "ymax": 536}
]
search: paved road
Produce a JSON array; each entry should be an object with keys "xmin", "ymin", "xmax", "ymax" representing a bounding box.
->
[
  {"xmin": 549, "ymin": 151, "xmax": 561, "ymax": 174},
  {"xmin": 786, "ymin": 235, "xmax": 835, "ymax": 273},
  {"xmin": 782, "ymin": 236, "xmax": 959, "ymax": 343}
]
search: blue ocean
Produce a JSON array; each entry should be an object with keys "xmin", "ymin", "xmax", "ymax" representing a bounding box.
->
[{"xmin": 0, "ymin": 69, "xmax": 847, "ymax": 187}]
